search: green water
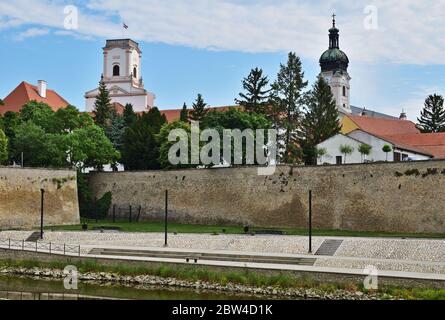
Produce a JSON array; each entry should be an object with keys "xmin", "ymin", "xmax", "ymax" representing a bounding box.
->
[{"xmin": 0, "ymin": 276, "xmax": 260, "ymax": 300}]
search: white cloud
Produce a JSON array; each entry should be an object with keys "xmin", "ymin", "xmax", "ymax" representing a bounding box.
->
[
  {"xmin": 16, "ymin": 27, "xmax": 50, "ymax": 41},
  {"xmin": 1, "ymin": 0, "xmax": 445, "ymax": 64}
]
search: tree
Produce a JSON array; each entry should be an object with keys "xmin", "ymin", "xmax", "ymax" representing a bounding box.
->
[
  {"xmin": 189, "ymin": 94, "xmax": 208, "ymax": 122},
  {"xmin": 0, "ymin": 129, "xmax": 8, "ymax": 164},
  {"xmin": 123, "ymin": 103, "xmax": 137, "ymax": 127},
  {"xmin": 121, "ymin": 109, "xmax": 167, "ymax": 170},
  {"xmin": 315, "ymin": 147, "xmax": 327, "ymax": 165},
  {"xmin": 382, "ymin": 144, "xmax": 392, "ymax": 161},
  {"xmin": 270, "ymin": 52, "xmax": 308, "ymax": 163},
  {"xmin": 358, "ymin": 144, "xmax": 372, "ymax": 163},
  {"xmin": 339, "ymin": 144, "xmax": 354, "ymax": 164},
  {"xmin": 300, "ymin": 76, "xmax": 341, "ymax": 165},
  {"xmin": 202, "ymin": 108, "xmax": 272, "ymax": 166},
  {"xmin": 417, "ymin": 94, "xmax": 445, "ymax": 133},
  {"xmin": 180, "ymin": 103, "xmax": 189, "ymax": 122},
  {"xmin": 67, "ymin": 125, "xmax": 120, "ymax": 171},
  {"xmin": 0, "ymin": 99, "xmax": 4, "ymax": 106},
  {"xmin": 20, "ymin": 101, "xmax": 56, "ymax": 132},
  {"xmin": 106, "ymin": 114, "xmax": 126, "ymax": 151},
  {"xmin": 236, "ymin": 67, "xmax": 271, "ymax": 114},
  {"xmin": 93, "ymin": 79, "xmax": 113, "ymax": 127},
  {"xmin": 158, "ymin": 121, "xmax": 193, "ymax": 169}
]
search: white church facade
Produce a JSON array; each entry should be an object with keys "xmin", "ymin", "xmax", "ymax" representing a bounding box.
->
[{"xmin": 85, "ymin": 39, "xmax": 155, "ymax": 112}]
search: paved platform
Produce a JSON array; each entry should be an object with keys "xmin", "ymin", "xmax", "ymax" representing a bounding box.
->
[{"xmin": 0, "ymin": 230, "xmax": 444, "ymax": 281}]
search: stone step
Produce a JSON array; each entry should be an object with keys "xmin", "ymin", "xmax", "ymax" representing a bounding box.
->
[{"xmin": 88, "ymin": 248, "xmax": 316, "ymax": 266}]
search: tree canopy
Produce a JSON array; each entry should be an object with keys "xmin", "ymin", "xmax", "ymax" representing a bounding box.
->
[{"xmin": 417, "ymin": 94, "xmax": 445, "ymax": 133}]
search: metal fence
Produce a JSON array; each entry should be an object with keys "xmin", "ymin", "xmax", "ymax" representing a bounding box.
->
[
  {"xmin": 0, "ymin": 239, "xmax": 81, "ymax": 256},
  {"xmin": 109, "ymin": 205, "xmax": 143, "ymax": 223}
]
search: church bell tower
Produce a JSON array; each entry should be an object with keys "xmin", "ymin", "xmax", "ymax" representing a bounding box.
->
[{"xmin": 319, "ymin": 15, "xmax": 351, "ymax": 115}]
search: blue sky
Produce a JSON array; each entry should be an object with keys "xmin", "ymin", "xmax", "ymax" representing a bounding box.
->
[{"xmin": 1, "ymin": 0, "xmax": 445, "ymax": 121}]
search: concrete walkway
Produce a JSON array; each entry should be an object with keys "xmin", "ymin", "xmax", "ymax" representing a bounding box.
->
[{"xmin": 0, "ymin": 230, "xmax": 444, "ymax": 281}]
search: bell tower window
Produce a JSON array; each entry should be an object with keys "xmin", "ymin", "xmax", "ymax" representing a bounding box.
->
[
  {"xmin": 133, "ymin": 67, "xmax": 137, "ymax": 78},
  {"xmin": 113, "ymin": 65, "xmax": 120, "ymax": 77},
  {"xmin": 343, "ymin": 86, "xmax": 347, "ymax": 97}
]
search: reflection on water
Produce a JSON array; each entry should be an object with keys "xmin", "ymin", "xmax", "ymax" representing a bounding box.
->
[{"xmin": 0, "ymin": 276, "xmax": 261, "ymax": 301}]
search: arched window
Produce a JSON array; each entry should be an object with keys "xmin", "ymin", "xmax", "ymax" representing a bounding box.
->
[
  {"xmin": 343, "ymin": 86, "xmax": 347, "ymax": 97},
  {"xmin": 113, "ymin": 65, "xmax": 120, "ymax": 77},
  {"xmin": 133, "ymin": 67, "xmax": 137, "ymax": 78}
]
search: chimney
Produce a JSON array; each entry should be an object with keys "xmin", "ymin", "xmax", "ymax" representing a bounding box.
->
[
  {"xmin": 37, "ymin": 80, "xmax": 47, "ymax": 98},
  {"xmin": 399, "ymin": 109, "xmax": 407, "ymax": 120}
]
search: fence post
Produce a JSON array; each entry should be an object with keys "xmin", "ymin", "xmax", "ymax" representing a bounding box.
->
[
  {"xmin": 36, "ymin": 241, "xmax": 38, "ymax": 252},
  {"xmin": 129, "ymin": 205, "xmax": 132, "ymax": 223},
  {"xmin": 78, "ymin": 246, "xmax": 81, "ymax": 257},
  {"xmin": 64, "ymin": 244, "xmax": 66, "ymax": 255},
  {"xmin": 8, "ymin": 239, "xmax": 10, "ymax": 249},
  {"xmin": 113, "ymin": 205, "xmax": 116, "ymax": 223},
  {"xmin": 49, "ymin": 242, "xmax": 52, "ymax": 254},
  {"xmin": 22, "ymin": 240, "xmax": 24, "ymax": 250}
]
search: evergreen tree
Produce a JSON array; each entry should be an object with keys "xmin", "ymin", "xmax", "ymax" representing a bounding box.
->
[
  {"xmin": 123, "ymin": 103, "xmax": 137, "ymax": 127},
  {"xmin": 121, "ymin": 108, "xmax": 167, "ymax": 171},
  {"xmin": 0, "ymin": 99, "xmax": 4, "ymax": 106},
  {"xmin": 270, "ymin": 52, "xmax": 308, "ymax": 163},
  {"xmin": 417, "ymin": 94, "xmax": 445, "ymax": 133},
  {"xmin": 189, "ymin": 94, "xmax": 208, "ymax": 122},
  {"xmin": 106, "ymin": 114, "xmax": 126, "ymax": 151},
  {"xmin": 236, "ymin": 68, "xmax": 271, "ymax": 114},
  {"xmin": 300, "ymin": 76, "xmax": 341, "ymax": 165},
  {"xmin": 93, "ymin": 78, "xmax": 113, "ymax": 127},
  {"xmin": 180, "ymin": 103, "xmax": 189, "ymax": 122}
]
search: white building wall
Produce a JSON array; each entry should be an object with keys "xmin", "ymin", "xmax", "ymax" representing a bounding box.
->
[
  {"xmin": 347, "ymin": 130, "xmax": 393, "ymax": 162},
  {"xmin": 317, "ymin": 135, "xmax": 364, "ymax": 165}
]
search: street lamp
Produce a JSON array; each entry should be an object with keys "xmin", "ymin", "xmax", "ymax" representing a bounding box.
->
[{"xmin": 40, "ymin": 188, "xmax": 45, "ymax": 239}]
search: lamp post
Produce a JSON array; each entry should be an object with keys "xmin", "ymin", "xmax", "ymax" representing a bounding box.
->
[
  {"xmin": 308, "ymin": 190, "xmax": 312, "ymax": 254},
  {"xmin": 164, "ymin": 190, "xmax": 168, "ymax": 247},
  {"xmin": 40, "ymin": 188, "xmax": 45, "ymax": 239}
]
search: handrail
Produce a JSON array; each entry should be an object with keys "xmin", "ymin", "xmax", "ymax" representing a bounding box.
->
[{"xmin": 0, "ymin": 238, "xmax": 81, "ymax": 256}]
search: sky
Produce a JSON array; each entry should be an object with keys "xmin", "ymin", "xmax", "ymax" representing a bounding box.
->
[{"xmin": 1, "ymin": 1, "xmax": 445, "ymax": 121}]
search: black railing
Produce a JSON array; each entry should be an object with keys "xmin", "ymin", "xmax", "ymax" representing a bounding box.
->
[{"xmin": 0, "ymin": 239, "xmax": 81, "ymax": 256}]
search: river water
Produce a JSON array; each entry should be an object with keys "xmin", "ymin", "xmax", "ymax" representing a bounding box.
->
[{"xmin": 0, "ymin": 275, "xmax": 262, "ymax": 300}]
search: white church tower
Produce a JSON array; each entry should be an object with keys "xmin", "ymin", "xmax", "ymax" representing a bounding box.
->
[
  {"xmin": 319, "ymin": 15, "xmax": 351, "ymax": 115},
  {"xmin": 85, "ymin": 39, "xmax": 155, "ymax": 112}
]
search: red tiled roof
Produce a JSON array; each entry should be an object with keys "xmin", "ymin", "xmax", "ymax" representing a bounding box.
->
[
  {"xmin": 382, "ymin": 133, "xmax": 445, "ymax": 159},
  {"xmin": 346, "ymin": 114, "xmax": 420, "ymax": 136},
  {"xmin": 160, "ymin": 105, "xmax": 240, "ymax": 123},
  {"xmin": 1, "ymin": 81, "xmax": 70, "ymax": 115}
]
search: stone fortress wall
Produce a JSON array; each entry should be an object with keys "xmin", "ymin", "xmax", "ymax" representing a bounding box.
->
[
  {"xmin": 88, "ymin": 160, "xmax": 445, "ymax": 234},
  {"xmin": 0, "ymin": 167, "xmax": 80, "ymax": 229}
]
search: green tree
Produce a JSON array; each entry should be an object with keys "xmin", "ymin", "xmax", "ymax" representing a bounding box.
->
[
  {"xmin": 0, "ymin": 129, "xmax": 8, "ymax": 164},
  {"xmin": 382, "ymin": 144, "xmax": 392, "ymax": 161},
  {"xmin": 53, "ymin": 105, "xmax": 89, "ymax": 133},
  {"xmin": 180, "ymin": 103, "xmax": 189, "ymax": 122},
  {"xmin": 417, "ymin": 94, "xmax": 445, "ymax": 133},
  {"xmin": 20, "ymin": 101, "xmax": 56, "ymax": 132},
  {"xmin": 339, "ymin": 144, "xmax": 354, "ymax": 164},
  {"xmin": 300, "ymin": 76, "xmax": 341, "ymax": 165},
  {"xmin": 67, "ymin": 125, "xmax": 120, "ymax": 171},
  {"xmin": 93, "ymin": 78, "xmax": 113, "ymax": 127},
  {"xmin": 123, "ymin": 103, "xmax": 137, "ymax": 127},
  {"xmin": 158, "ymin": 121, "xmax": 194, "ymax": 169},
  {"xmin": 189, "ymin": 94, "xmax": 208, "ymax": 122},
  {"xmin": 270, "ymin": 52, "xmax": 308, "ymax": 163},
  {"xmin": 236, "ymin": 67, "xmax": 271, "ymax": 114},
  {"xmin": 121, "ymin": 109, "xmax": 166, "ymax": 171},
  {"xmin": 315, "ymin": 147, "xmax": 327, "ymax": 164},
  {"xmin": 358, "ymin": 144, "xmax": 372, "ymax": 163}
]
